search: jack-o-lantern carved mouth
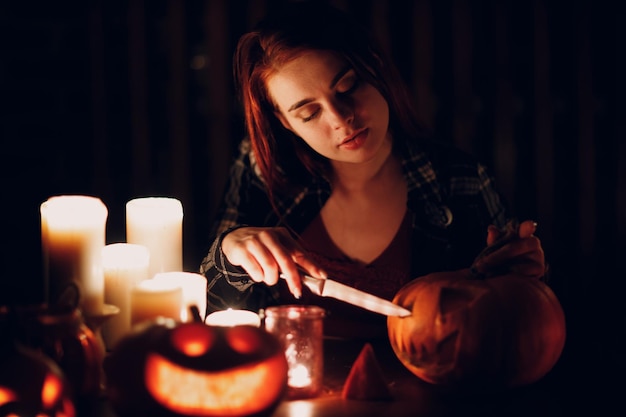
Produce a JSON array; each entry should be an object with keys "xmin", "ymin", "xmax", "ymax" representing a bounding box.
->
[
  {"xmin": 411, "ymin": 286, "xmax": 485, "ymax": 369},
  {"xmin": 145, "ymin": 352, "xmax": 287, "ymax": 416}
]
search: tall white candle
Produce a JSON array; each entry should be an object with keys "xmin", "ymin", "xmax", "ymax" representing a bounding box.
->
[
  {"xmin": 102, "ymin": 243, "xmax": 150, "ymax": 349},
  {"xmin": 126, "ymin": 197, "xmax": 183, "ymax": 278},
  {"xmin": 40, "ymin": 195, "xmax": 108, "ymax": 316},
  {"xmin": 130, "ymin": 279, "xmax": 182, "ymax": 327},
  {"xmin": 153, "ymin": 271, "xmax": 207, "ymax": 322}
]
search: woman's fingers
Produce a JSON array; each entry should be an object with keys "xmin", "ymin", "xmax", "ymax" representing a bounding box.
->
[
  {"xmin": 475, "ymin": 219, "xmax": 546, "ymax": 279},
  {"xmin": 221, "ymin": 226, "xmax": 321, "ymax": 298},
  {"xmin": 224, "ymin": 232, "xmax": 276, "ymax": 283},
  {"xmin": 518, "ymin": 220, "xmax": 538, "ymax": 238},
  {"xmin": 292, "ymin": 252, "xmax": 328, "ymax": 280},
  {"xmin": 260, "ymin": 229, "xmax": 304, "ymax": 297},
  {"xmin": 486, "ymin": 225, "xmax": 501, "ymax": 246}
]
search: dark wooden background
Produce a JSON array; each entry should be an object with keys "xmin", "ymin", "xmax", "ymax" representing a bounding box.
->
[{"xmin": 1, "ymin": 0, "xmax": 624, "ymax": 376}]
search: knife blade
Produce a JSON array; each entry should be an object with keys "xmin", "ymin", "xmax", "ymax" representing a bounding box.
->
[{"xmin": 280, "ymin": 273, "xmax": 412, "ymax": 317}]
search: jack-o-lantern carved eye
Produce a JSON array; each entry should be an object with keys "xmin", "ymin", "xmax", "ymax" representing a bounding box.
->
[
  {"xmin": 41, "ymin": 373, "xmax": 65, "ymax": 409},
  {"xmin": 170, "ymin": 323, "xmax": 215, "ymax": 356},
  {"xmin": 226, "ymin": 326, "xmax": 262, "ymax": 355},
  {"xmin": 438, "ymin": 287, "xmax": 482, "ymax": 319}
]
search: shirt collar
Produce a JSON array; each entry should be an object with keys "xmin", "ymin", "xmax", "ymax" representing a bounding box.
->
[{"xmin": 397, "ymin": 139, "xmax": 452, "ymax": 229}]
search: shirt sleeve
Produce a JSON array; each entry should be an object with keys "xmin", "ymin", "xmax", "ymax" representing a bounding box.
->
[
  {"xmin": 444, "ymin": 159, "xmax": 510, "ymax": 269},
  {"xmin": 198, "ymin": 138, "xmax": 280, "ymax": 314},
  {"xmin": 425, "ymin": 142, "xmax": 510, "ymax": 270}
]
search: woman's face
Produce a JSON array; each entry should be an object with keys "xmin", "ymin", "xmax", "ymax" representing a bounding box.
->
[{"xmin": 267, "ymin": 50, "xmax": 391, "ymax": 167}]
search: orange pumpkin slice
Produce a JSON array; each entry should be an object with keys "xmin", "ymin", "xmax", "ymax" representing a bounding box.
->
[{"xmin": 341, "ymin": 343, "xmax": 393, "ymax": 401}]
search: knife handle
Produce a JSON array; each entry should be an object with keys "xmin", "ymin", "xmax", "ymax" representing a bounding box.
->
[{"xmin": 279, "ymin": 272, "xmax": 324, "ymax": 296}]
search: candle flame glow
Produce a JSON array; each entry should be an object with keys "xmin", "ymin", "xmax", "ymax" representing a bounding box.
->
[{"xmin": 288, "ymin": 364, "xmax": 312, "ymax": 388}]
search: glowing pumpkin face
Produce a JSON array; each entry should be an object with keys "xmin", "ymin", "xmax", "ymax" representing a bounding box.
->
[
  {"xmin": 387, "ymin": 271, "xmax": 566, "ymax": 389},
  {"xmin": 104, "ymin": 319, "xmax": 288, "ymax": 417},
  {"xmin": 0, "ymin": 342, "xmax": 75, "ymax": 417}
]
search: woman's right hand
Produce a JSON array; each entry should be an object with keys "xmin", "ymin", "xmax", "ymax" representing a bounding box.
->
[{"xmin": 221, "ymin": 226, "xmax": 326, "ymax": 298}]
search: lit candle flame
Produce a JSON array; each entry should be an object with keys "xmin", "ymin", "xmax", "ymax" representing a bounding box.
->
[{"xmin": 288, "ymin": 364, "xmax": 312, "ymax": 388}]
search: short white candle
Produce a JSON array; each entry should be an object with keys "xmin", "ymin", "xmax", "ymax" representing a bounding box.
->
[
  {"xmin": 40, "ymin": 195, "xmax": 108, "ymax": 316},
  {"xmin": 153, "ymin": 271, "xmax": 207, "ymax": 322},
  {"xmin": 130, "ymin": 279, "xmax": 182, "ymax": 327},
  {"xmin": 102, "ymin": 243, "xmax": 150, "ymax": 349},
  {"xmin": 205, "ymin": 308, "xmax": 261, "ymax": 327},
  {"xmin": 125, "ymin": 197, "xmax": 183, "ymax": 278}
]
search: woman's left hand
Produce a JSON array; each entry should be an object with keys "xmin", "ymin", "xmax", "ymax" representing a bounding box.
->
[{"xmin": 471, "ymin": 219, "xmax": 546, "ymax": 279}]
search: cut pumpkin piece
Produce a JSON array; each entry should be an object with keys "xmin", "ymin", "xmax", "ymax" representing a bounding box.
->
[{"xmin": 341, "ymin": 343, "xmax": 393, "ymax": 401}]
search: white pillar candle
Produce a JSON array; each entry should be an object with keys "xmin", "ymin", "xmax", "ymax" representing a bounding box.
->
[
  {"xmin": 153, "ymin": 271, "xmax": 207, "ymax": 322},
  {"xmin": 205, "ymin": 308, "xmax": 261, "ymax": 327},
  {"xmin": 125, "ymin": 197, "xmax": 183, "ymax": 278},
  {"xmin": 102, "ymin": 243, "xmax": 150, "ymax": 349},
  {"xmin": 40, "ymin": 195, "xmax": 108, "ymax": 316},
  {"xmin": 130, "ymin": 279, "xmax": 183, "ymax": 327}
]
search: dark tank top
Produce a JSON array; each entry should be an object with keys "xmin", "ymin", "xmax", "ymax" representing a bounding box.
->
[{"xmin": 280, "ymin": 211, "xmax": 412, "ymax": 339}]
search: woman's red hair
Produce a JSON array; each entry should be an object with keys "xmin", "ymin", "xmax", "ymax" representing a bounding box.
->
[{"xmin": 233, "ymin": 2, "xmax": 426, "ymax": 204}]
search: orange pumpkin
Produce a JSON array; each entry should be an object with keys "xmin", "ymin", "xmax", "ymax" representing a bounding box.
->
[
  {"xmin": 0, "ymin": 340, "xmax": 75, "ymax": 417},
  {"xmin": 387, "ymin": 270, "xmax": 566, "ymax": 388},
  {"xmin": 104, "ymin": 319, "xmax": 288, "ymax": 417}
]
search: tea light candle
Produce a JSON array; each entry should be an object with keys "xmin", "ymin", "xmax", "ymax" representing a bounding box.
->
[
  {"xmin": 125, "ymin": 197, "xmax": 183, "ymax": 278},
  {"xmin": 263, "ymin": 305, "xmax": 325, "ymax": 399},
  {"xmin": 205, "ymin": 308, "xmax": 261, "ymax": 327},
  {"xmin": 130, "ymin": 279, "xmax": 183, "ymax": 327},
  {"xmin": 153, "ymin": 271, "xmax": 207, "ymax": 322},
  {"xmin": 288, "ymin": 364, "xmax": 312, "ymax": 388},
  {"xmin": 40, "ymin": 195, "xmax": 108, "ymax": 316},
  {"xmin": 102, "ymin": 243, "xmax": 150, "ymax": 349}
]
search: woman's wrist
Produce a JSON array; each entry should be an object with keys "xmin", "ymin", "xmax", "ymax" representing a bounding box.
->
[{"xmin": 213, "ymin": 225, "xmax": 251, "ymax": 283}]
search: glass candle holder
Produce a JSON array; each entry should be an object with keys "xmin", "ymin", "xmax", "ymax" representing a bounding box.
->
[{"xmin": 262, "ymin": 305, "xmax": 325, "ymax": 399}]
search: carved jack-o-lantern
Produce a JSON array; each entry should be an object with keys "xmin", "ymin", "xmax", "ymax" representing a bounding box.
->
[
  {"xmin": 104, "ymin": 319, "xmax": 288, "ymax": 417},
  {"xmin": 0, "ymin": 341, "xmax": 75, "ymax": 417},
  {"xmin": 387, "ymin": 270, "xmax": 566, "ymax": 388}
]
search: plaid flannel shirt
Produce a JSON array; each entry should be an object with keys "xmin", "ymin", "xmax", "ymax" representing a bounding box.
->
[{"xmin": 199, "ymin": 137, "xmax": 508, "ymax": 313}]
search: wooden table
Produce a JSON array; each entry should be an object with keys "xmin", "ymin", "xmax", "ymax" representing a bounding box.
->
[
  {"xmin": 95, "ymin": 334, "xmax": 621, "ymax": 417},
  {"xmin": 273, "ymin": 334, "xmax": 625, "ymax": 416},
  {"xmin": 272, "ymin": 337, "xmax": 564, "ymax": 417}
]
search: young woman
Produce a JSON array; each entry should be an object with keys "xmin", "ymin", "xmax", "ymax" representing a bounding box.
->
[{"xmin": 200, "ymin": 2, "xmax": 545, "ymax": 339}]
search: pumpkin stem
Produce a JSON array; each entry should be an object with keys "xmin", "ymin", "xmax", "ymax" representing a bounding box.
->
[
  {"xmin": 469, "ymin": 218, "xmax": 519, "ymax": 280},
  {"xmin": 188, "ymin": 305, "xmax": 203, "ymax": 323}
]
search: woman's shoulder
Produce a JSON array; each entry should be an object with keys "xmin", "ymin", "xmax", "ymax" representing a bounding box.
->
[
  {"xmin": 228, "ymin": 137, "xmax": 268, "ymax": 184},
  {"xmin": 411, "ymin": 138, "xmax": 493, "ymax": 181},
  {"xmin": 400, "ymin": 136, "xmax": 499, "ymax": 205}
]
